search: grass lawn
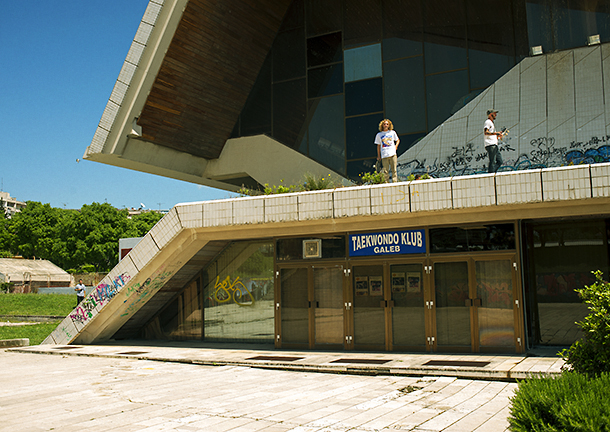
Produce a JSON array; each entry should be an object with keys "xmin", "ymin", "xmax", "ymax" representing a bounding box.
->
[
  {"xmin": 0, "ymin": 293, "xmax": 76, "ymax": 345},
  {"xmin": 0, "ymin": 293, "xmax": 76, "ymax": 316},
  {"xmin": 0, "ymin": 322, "xmax": 61, "ymax": 345}
]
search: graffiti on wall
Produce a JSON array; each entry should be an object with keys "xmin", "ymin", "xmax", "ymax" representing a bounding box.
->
[
  {"xmin": 398, "ymin": 134, "xmax": 610, "ymax": 178},
  {"xmin": 119, "ymin": 264, "xmax": 175, "ymax": 318},
  {"xmin": 213, "ymin": 275, "xmax": 255, "ymax": 306},
  {"xmin": 70, "ymin": 274, "xmax": 131, "ymax": 324}
]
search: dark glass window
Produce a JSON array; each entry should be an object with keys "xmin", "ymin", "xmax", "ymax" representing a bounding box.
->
[
  {"xmin": 345, "ymin": 78, "xmax": 383, "ymax": 117},
  {"xmin": 344, "ymin": 0, "xmax": 382, "ymax": 48},
  {"xmin": 383, "ymin": 0, "xmax": 423, "ymax": 61},
  {"xmin": 307, "ymin": 32, "xmax": 343, "ymax": 67},
  {"xmin": 273, "ymin": 28, "xmax": 306, "ymax": 82},
  {"xmin": 469, "ymin": 49, "xmax": 515, "ymax": 90},
  {"xmin": 277, "ymin": 236, "xmax": 346, "ymax": 261},
  {"xmin": 384, "ymin": 56, "xmax": 426, "ymax": 134},
  {"xmin": 347, "ymin": 158, "xmax": 377, "ymax": 180},
  {"xmin": 308, "ymin": 95, "xmax": 345, "ymax": 173},
  {"xmin": 430, "ymin": 224, "xmax": 516, "ymax": 253},
  {"xmin": 346, "ymin": 113, "xmax": 382, "ymax": 160},
  {"xmin": 523, "ymin": 219, "xmax": 610, "ymax": 346},
  {"xmin": 525, "ymin": 1, "xmax": 554, "ymax": 52},
  {"xmin": 424, "ymin": 42, "xmax": 467, "ymax": 75},
  {"xmin": 308, "ymin": 64, "xmax": 343, "ymax": 98},
  {"xmin": 240, "ymin": 54, "xmax": 272, "ymax": 136},
  {"xmin": 273, "ymin": 79, "xmax": 306, "ymax": 149},
  {"xmin": 426, "ymin": 70, "xmax": 469, "ymax": 131},
  {"xmin": 306, "ymin": 0, "xmax": 342, "ymax": 37},
  {"xmin": 279, "ymin": 0, "xmax": 304, "ymax": 32},
  {"xmin": 344, "ymin": 44, "xmax": 382, "ymax": 82}
]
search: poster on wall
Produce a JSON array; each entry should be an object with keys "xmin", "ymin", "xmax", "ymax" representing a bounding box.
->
[
  {"xmin": 392, "ymin": 272, "xmax": 405, "ymax": 293},
  {"xmin": 370, "ymin": 276, "xmax": 383, "ymax": 296},
  {"xmin": 355, "ymin": 276, "xmax": 369, "ymax": 296},
  {"xmin": 407, "ymin": 272, "xmax": 421, "ymax": 293}
]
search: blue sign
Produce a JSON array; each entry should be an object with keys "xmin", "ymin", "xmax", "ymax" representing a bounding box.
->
[{"xmin": 349, "ymin": 229, "xmax": 426, "ymax": 257}]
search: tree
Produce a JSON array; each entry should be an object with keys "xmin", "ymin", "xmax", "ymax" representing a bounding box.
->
[
  {"xmin": 9, "ymin": 201, "xmax": 66, "ymax": 260},
  {"xmin": 129, "ymin": 210, "xmax": 164, "ymax": 237}
]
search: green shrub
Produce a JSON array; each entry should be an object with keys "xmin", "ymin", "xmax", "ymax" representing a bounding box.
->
[
  {"xmin": 509, "ymin": 372, "xmax": 610, "ymax": 431},
  {"xmin": 359, "ymin": 171, "xmax": 385, "ymax": 185},
  {"xmin": 559, "ymin": 270, "xmax": 610, "ymax": 377},
  {"xmin": 302, "ymin": 173, "xmax": 339, "ymax": 191}
]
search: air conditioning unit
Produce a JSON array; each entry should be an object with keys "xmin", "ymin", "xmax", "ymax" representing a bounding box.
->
[{"xmin": 303, "ymin": 239, "xmax": 322, "ymax": 259}]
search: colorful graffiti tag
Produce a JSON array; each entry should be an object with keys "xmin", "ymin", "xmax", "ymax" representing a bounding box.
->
[
  {"xmin": 119, "ymin": 265, "xmax": 175, "ymax": 318},
  {"xmin": 398, "ymin": 135, "xmax": 610, "ymax": 178},
  {"xmin": 213, "ymin": 275, "xmax": 255, "ymax": 306},
  {"xmin": 69, "ymin": 274, "xmax": 131, "ymax": 324}
]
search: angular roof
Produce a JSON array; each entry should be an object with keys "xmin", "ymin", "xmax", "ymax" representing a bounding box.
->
[{"xmin": 83, "ymin": 0, "xmax": 332, "ymax": 192}]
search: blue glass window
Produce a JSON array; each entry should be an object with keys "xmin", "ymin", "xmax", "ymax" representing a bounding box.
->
[
  {"xmin": 345, "ymin": 78, "xmax": 383, "ymax": 117},
  {"xmin": 344, "ymin": 44, "xmax": 382, "ymax": 82}
]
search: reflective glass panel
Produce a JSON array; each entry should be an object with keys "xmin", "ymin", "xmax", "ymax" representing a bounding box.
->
[
  {"xmin": 353, "ymin": 265, "xmax": 385, "ymax": 346},
  {"xmin": 424, "ymin": 42, "xmax": 467, "ymax": 75},
  {"xmin": 430, "ymin": 224, "xmax": 516, "ymax": 253},
  {"xmin": 527, "ymin": 219, "xmax": 609, "ymax": 346},
  {"xmin": 346, "ymin": 113, "xmax": 383, "ymax": 160},
  {"xmin": 426, "ymin": 70, "xmax": 469, "ymax": 131},
  {"xmin": 314, "ymin": 267, "xmax": 344, "ymax": 345},
  {"xmin": 384, "ymin": 56, "xmax": 426, "ymax": 134},
  {"xmin": 146, "ymin": 279, "xmax": 202, "ymax": 340},
  {"xmin": 398, "ymin": 132, "xmax": 426, "ymax": 155},
  {"xmin": 306, "ymin": 0, "xmax": 342, "ymax": 37},
  {"xmin": 240, "ymin": 54, "xmax": 271, "ymax": 136},
  {"xmin": 202, "ymin": 241, "xmax": 274, "ymax": 342},
  {"xmin": 273, "ymin": 28, "xmax": 306, "ymax": 82},
  {"xmin": 434, "ymin": 261, "xmax": 471, "ymax": 347},
  {"xmin": 553, "ymin": 0, "xmax": 610, "ymax": 50},
  {"xmin": 273, "ymin": 79, "xmax": 306, "ymax": 149},
  {"xmin": 391, "ymin": 263, "xmax": 425, "ymax": 347},
  {"xmin": 308, "ymin": 95, "xmax": 345, "ymax": 173},
  {"xmin": 344, "ymin": 0, "xmax": 382, "ymax": 48},
  {"xmin": 345, "ymin": 78, "xmax": 383, "ymax": 117},
  {"xmin": 344, "ymin": 44, "xmax": 382, "ymax": 82},
  {"xmin": 347, "ymin": 158, "xmax": 377, "ymax": 181},
  {"xmin": 308, "ymin": 64, "xmax": 343, "ymax": 98},
  {"xmin": 281, "ymin": 268, "xmax": 309, "ymax": 344},
  {"xmin": 279, "ymin": 0, "xmax": 304, "ymax": 32},
  {"xmin": 525, "ymin": 1, "xmax": 554, "ymax": 52},
  {"xmin": 476, "ymin": 260, "xmax": 515, "ymax": 347},
  {"xmin": 383, "ymin": 0, "xmax": 423, "ymax": 61},
  {"xmin": 307, "ymin": 32, "xmax": 343, "ymax": 67}
]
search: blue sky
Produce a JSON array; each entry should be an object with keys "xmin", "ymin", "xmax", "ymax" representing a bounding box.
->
[{"xmin": 1, "ymin": 1, "xmax": 232, "ymax": 210}]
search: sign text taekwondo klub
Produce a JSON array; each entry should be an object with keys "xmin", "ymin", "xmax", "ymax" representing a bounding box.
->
[{"xmin": 349, "ymin": 229, "xmax": 426, "ymax": 257}]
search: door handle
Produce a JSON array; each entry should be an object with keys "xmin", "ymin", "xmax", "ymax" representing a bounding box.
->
[{"xmin": 344, "ymin": 302, "xmax": 351, "ymax": 310}]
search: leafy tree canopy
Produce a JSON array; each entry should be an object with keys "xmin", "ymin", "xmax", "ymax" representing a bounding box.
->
[{"xmin": 0, "ymin": 202, "xmax": 164, "ymax": 272}]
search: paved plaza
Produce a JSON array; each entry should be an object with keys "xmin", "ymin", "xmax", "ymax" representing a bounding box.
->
[{"xmin": 0, "ymin": 343, "xmax": 550, "ymax": 432}]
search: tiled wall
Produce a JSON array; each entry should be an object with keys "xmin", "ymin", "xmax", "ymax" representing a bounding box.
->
[{"xmin": 397, "ymin": 43, "xmax": 610, "ymax": 179}]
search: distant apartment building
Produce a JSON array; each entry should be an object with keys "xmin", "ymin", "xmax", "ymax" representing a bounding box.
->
[{"xmin": 0, "ymin": 192, "xmax": 26, "ymax": 218}]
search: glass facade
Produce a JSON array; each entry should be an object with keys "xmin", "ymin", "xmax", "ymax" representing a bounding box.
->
[
  {"xmin": 231, "ymin": 0, "xmax": 610, "ymax": 181},
  {"xmin": 522, "ymin": 219, "xmax": 610, "ymax": 347}
]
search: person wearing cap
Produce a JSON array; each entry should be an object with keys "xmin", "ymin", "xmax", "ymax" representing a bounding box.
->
[
  {"xmin": 375, "ymin": 119, "xmax": 400, "ymax": 182},
  {"xmin": 484, "ymin": 109, "xmax": 503, "ymax": 173}
]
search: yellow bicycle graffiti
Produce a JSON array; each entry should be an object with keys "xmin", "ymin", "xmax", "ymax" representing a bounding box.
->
[{"xmin": 213, "ymin": 275, "xmax": 256, "ymax": 306}]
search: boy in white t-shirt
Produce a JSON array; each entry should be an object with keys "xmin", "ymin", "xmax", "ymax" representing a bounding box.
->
[{"xmin": 375, "ymin": 119, "xmax": 400, "ymax": 182}]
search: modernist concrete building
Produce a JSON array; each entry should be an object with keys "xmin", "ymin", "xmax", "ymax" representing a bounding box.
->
[{"xmin": 46, "ymin": 0, "xmax": 610, "ymax": 354}]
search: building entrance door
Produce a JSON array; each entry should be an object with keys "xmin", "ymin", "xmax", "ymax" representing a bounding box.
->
[
  {"xmin": 349, "ymin": 261, "xmax": 428, "ymax": 351},
  {"xmin": 276, "ymin": 264, "xmax": 347, "ymax": 349},
  {"xmin": 430, "ymin": 255, "xmax": 523, "ymax": 353}
]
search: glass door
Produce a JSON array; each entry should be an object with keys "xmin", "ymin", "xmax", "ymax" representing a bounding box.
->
[
  {"xmin": 351, "ymin": 265, "xmax": 385, "ymax": 349},
  {"xmin": 475, "ymin": 258, "xmax": 519, "ymax": 352},
  {"xmin": 432, "ymin": 261, "xmax": 472, "ymax": 351},
  {"xmin": 430, "ymin": 256, "xmax": 523, "ymax": 353},
  {"xmin": 279, "ymin": 267, "xmax": 309, "ymax": 346},
  {"xmin": 277, "ymin": 264, "xmax": 347, "ymax": 349},
  {"xmin": 313, "ymin": 266, "xmax": 345, "ymax": 348},
  {"xmin": 390, "ymin": 263, "xmax": 427, "ymax": 350}
]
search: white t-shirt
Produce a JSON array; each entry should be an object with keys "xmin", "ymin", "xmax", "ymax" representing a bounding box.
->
[
  {"xmin": 375, "ymin": 130, "xmax": 399, "ymax": 158},
  {"xmin": 484, "ymin": 119, "xmax": 497, "ymax": 147}
]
